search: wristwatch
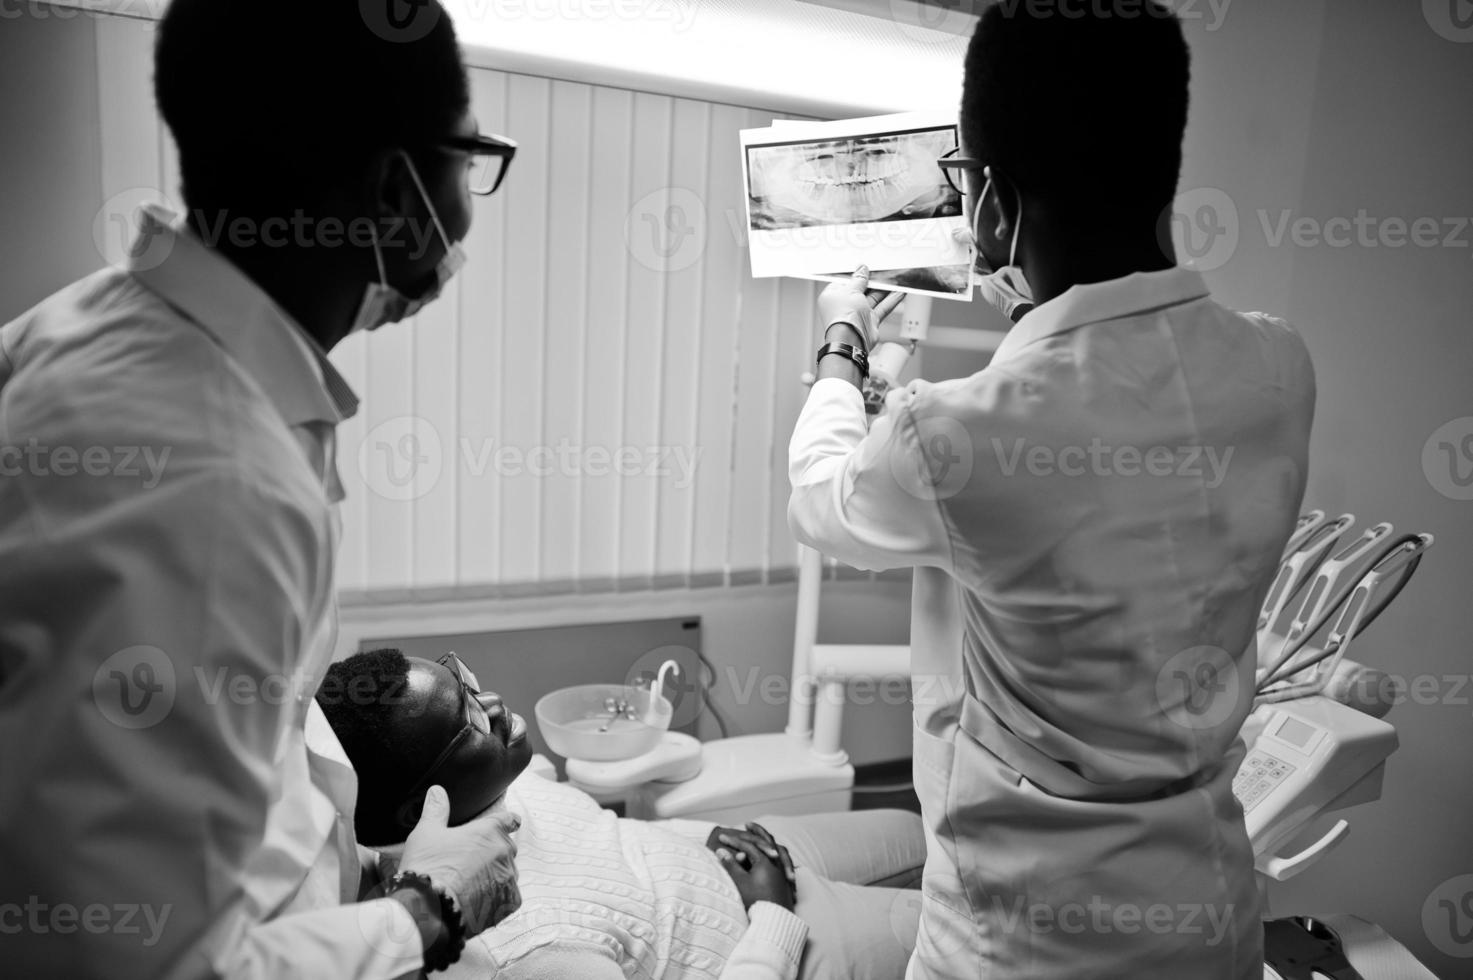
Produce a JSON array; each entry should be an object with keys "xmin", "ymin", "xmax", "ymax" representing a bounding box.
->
[
  {"xmin": 815, "ymin": 341, "xmax": 869, "ymax": 377},
  {"xmin": 386, "ymin": 870, "xmax": 467, "ymax": 972}
]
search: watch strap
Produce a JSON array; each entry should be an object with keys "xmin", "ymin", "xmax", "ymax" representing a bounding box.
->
[
  {"xmin": 386, "ymin": 870, "xmax": 466, "ymax": 973},
  {"xmin": 815, "ymin": 342, "xmax": 869, "ymax": 377}
]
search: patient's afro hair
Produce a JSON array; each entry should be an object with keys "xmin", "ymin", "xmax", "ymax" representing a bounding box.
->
[{"xmin": 317, "ymin": 648, "xmax": 441, "ymax": 844}]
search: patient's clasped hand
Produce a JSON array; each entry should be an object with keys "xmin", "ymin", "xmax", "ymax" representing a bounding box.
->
[{"xmin": 316, "ymin": 649, "xmax": 927, "ymax": 980}]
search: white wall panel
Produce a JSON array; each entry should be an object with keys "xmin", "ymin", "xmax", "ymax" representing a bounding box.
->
[
  {"xmin": 767, "ymin": 277, "xmax": 820, "ymax": 579},
  {"xmin": 362, "ymin": 315, "xmax": 417, "ymax": 588},
  {"xmin": 652, "ymin": 98, "xmax": 712, "ymax": 584},
  {"xmin": 726, "ymin": 244, "xmax": 784, "ymax": 585},
  {"xmin": 539, "ymin": 80, "xmax": 594, "ymax": 585},
  {"xmin": 93, "ymin": 15, "xmax": 160, "ymax": 265},
  {"xmin": 578, "ymin": 86, "xmax": 637, "ymax": 588},
  {"xmin": 617, "ymin": 92, "xmax": 675, "ymax": 585},
  {"xmin": 688, "ymin": 104, "xmax": 750, "ymax": 583},
  {"xmin": 496, "ymin": 74, "xmax": 553, "ymax": 588},
  {"xmin": 456, "ymin": 70, "xmax": 511, "ymax": 586},
  {"xmin": 411, "ymin": 270, "xmax": 461, "ymax": 590},
  {"xmin": 333, "ymin": 334, "xmax": 370, "ymax": 591}
]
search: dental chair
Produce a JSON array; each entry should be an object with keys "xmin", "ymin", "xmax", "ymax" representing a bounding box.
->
[
  {"xmin": 540, "ymin": 485, "xmax": 1444, "ymax": 979},
  {"xmin": 1245, "ymin": 511, "xmax": 1439, "ymax": 979}
]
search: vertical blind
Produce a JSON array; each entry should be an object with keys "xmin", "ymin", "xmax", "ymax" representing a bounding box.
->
[{"xmin": 94, "ymin": 15, "xmax": 825, "ymax": 600}]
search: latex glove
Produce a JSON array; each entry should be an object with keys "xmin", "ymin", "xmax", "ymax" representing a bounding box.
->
[
  {"xmin": 398, "ymin": 786, "xmax": 522, "ymax": 934},
  {"xmin": 816, "ymin": 265, "xmax": 906, "ymax": 352}
]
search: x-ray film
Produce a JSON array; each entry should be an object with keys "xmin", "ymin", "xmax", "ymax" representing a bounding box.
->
[{"xmin": 741, "ymin": 111, "xmax": 974, "ymax": 300}]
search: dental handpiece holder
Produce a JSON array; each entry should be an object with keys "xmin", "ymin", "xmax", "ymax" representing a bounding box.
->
[
  {"xmin": 862, "ymin": 295, "xmax": 931, "ymax": 414},
  {"xmin": 1239, "ymin": 513, "xmax": 1433, "ymax": 900}
]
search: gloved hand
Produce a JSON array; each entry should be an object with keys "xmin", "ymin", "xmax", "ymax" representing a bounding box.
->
[
  {"xmin": 398, "ymin": 785, "xmax": 522, "ymax": 934},
  {"xmin": 816, "ymin": 266, "xmax": 906, "ymax": 352}
]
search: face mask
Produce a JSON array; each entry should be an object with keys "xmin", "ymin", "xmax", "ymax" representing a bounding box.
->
[
  {"xmin": 969, "ymin": 169, "xmax": 1035, "ymax": 322},
  {"xmin": 350, "ymin": 152, "xmax": 467, "ymax": 333}
]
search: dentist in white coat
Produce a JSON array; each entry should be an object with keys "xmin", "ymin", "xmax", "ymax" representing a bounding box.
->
[{"xmin": 789, "ymin": 5, "xmax": 1315, "ymax": 979}]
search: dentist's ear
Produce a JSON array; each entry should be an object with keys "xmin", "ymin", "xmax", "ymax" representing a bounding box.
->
[
  {"xmin": 983, "ymin": 166, "xmax": 1017, "ymax": 246},
  {"xmin": 368, "ymin": 147, "xmax": 418, "ymax": 221}
]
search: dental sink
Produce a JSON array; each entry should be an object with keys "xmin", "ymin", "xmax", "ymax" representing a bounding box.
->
[{"xmin": 535, "ymin": 683, "xmax": 673, "ymax": 762}]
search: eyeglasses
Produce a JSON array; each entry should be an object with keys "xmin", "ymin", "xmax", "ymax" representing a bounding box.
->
[
  {"xmin": 937, "ymin": 147, "xmax": 987, "ymax": 198},
  {"xmin": 438, "ymin": 132, "xmax": 518, "ymax": 196},
  {"xmin": 400, "ymin": 652, "xmax": 500, "ymax": 810}
]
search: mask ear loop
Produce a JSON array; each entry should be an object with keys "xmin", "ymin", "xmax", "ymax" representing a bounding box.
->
[
  {"xmin": 400, "ymin": 151, "xmax": 454, "ymax": 252},
  {"xmin": 969, "ymin": 173, "xmax": 993, "ymax": 253},
  {"xmin": 369, "ymin": 221, "xmax": 390, "ymax": 286},
  {"xmin": 1008, "ymin": 186, "xmax": 1023, "ymax": 268}
]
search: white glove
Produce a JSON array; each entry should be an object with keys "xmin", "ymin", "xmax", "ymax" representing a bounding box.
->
[
  {"xmin": 816, "ymin": 266, "xmax": 906, "ymax": 351},
  {"xmin": 399, "ymin": 786, "xmax": 522, "ymax": 933}
]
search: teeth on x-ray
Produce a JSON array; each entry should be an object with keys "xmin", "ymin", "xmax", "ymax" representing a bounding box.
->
[{"xmin": 748, "ymin": 130, "xmax": 957, "ymax": 227}]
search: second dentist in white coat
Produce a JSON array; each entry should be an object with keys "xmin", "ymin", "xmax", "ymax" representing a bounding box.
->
[{"xmin": 788, "ymin": 5, "xmax": 1315, "ymax": 979}]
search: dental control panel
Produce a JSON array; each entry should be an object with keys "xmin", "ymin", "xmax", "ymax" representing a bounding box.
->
[{"xmin": 1235, "ymin": 695, "xmax": 1398, "ymax": 879}]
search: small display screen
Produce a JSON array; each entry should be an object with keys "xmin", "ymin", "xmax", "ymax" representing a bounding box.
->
[{"xmin": 1276, "ymin": 715, "xmax": 1317, "ymax": 748}]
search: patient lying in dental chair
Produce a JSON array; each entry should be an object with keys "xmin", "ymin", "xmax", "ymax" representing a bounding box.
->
[{"xmin": 316, "ymin": 649, "xmax": 925, "ymax": 980}]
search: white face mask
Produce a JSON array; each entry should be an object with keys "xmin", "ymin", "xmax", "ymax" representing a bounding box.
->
[
  {"xmin": 969, "ymin": 168, "xmax": 1035, "ymax": 318},
  {"xmin": 350, "ymin": 153, "xmax": 467, "ymax": 333}
]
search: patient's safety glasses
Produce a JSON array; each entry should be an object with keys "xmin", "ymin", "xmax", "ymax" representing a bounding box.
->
[
  {"xmin": 439, "ymin": 132, "xmax": 518, "ymax": 196},
  {"xmin": 937, "ymin": 147, "xmax": 986, "ymax": 197},
  {"xmin": 400, "ymin": 653, "xmax": 502, "ymax": 810}
]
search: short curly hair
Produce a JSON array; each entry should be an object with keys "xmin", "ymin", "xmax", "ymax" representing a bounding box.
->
[
  {"xmin": 155, "ymin": 0, "xmax": 469, "ymax": 220},
  {"xmin": 316, "ymin": 648, "xmax": 440, "ymax": 846},
  {"xmin": 961, "ymin": 0, "xmax": 1191, "ymax": 218}
]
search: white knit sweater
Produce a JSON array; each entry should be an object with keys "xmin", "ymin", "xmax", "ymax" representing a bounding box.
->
[{"xmin": 445, "ymin": 772, "xmax": 809, "ymax": 980}]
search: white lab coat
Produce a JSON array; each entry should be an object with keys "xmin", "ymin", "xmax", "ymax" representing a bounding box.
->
[
  {"xmin": 0, "ymin": 207, "xmax": 422, "ymax": 979},
  {"xmin": 789, "ymin": 268, "xmax": 1315, "ymax": 979}
]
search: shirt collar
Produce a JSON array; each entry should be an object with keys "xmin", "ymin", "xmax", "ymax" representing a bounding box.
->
[
  {"xmin": 992, "ymin": 266, "xmax": 1212, "ymax": 363},
  {"xmin": 127, "ymin": 204, "xmax": 359, "ymax": 426}
]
